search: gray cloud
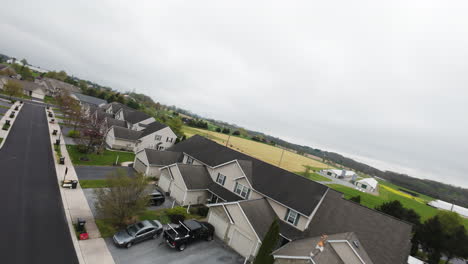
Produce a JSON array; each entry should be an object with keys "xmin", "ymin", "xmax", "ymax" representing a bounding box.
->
[{"xmin": 1, "ymin": 0, "xmax": 467, "ymax": 187}]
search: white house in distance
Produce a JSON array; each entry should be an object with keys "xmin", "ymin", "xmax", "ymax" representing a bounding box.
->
[
  {"xmin": 0, "ymin": 77, "xmax": 47, "ymax": 99},
  {"xmin": 319, "ymin": 169, "xmax": 357, "ymax": 180},
  {"xmin": 99, "ymin": 102, "xmax": 177, "ymax": 153},
  {"xmin": 135, "ymin": 135, "xmax": 413, "ymax": 263},
  {"xmin": 355, "ymin": 177, "xmax": 379, "ymax": 192}
]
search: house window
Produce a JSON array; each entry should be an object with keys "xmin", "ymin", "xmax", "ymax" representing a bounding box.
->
[
  {"xmin": 186, "ymin": 157, "xmax": 194, "ymax": 164},
  {"xmin": 216, "ymin": 173, "xmax": 226, "ymax": 185},
  {"xmin": 166, "ymin": 137, "xmax": 173, "ymax": 143},
  {"xmin": 234, "ymin": 182, "xmax": 250, "ymax": 199},
  {"xmin": 284, "ymin": 209, "xmax": 299, "ymax": 226},
  {"xmin": 155, "ymin": 135, "xmax": 162, "ymax": 141}
]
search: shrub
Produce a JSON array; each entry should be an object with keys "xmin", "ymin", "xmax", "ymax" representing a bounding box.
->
[
  {"xmin": 222, "ymin": 128, "xmax": 230, "ymax": 134},
  {"xmin": 76, "ymin": 144, "xmax": 90, "ymax": 153},
  {"xmin": 215, "ymin": 127, "xmax": 221, "ymax": 132},
  {"xmin": 68, "ymin": 130, "xmax": 80, "ymax": 138},
  {"xmin": 232, "ymin": 130, "xmax": 240, "ymax": 136},
  {"xmin": 166, "ymin": 206, "xmax": 189, "ymax": 224}
]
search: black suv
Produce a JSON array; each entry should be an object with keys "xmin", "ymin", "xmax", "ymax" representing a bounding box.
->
[
  {"xmin": 113, "ymin": 220, "xmax": 163, "ymax": 248},
  {"xmin": 148, "ymin": 190, "xmax": 165, "ymax": 206},
  {"xmin": 163, "ymin": 219, "xmax": 215, "ymax": 251}
]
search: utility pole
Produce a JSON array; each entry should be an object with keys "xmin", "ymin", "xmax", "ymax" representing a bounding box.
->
[
  {"xmin": 225, "ymin": 134, "xmax": 231, "ymax": 147},
  {"xmin": 278, "ymin": 148, "xmax": 285, "ymax": 167}
]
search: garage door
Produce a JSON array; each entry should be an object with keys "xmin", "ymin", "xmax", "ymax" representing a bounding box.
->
[
  {"xmin": 230, "ymin": 229, "xmax": 254, "ymax": 258},
  {"xmin": 158, "ymin": 174, "xmax": 171, "ymax": 193},
  {"xmin": 134, "ymin": 158, "xmax": 147, "ymax": 175},
  {"xmin": 209, "ymin": 210, "xmax": 228, "ymax": 240}
]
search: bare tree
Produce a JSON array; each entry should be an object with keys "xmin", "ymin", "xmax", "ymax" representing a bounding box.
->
[
  {"xmin": 77, "ymin": 108, "xmax": 107, "ymax": 154},
  {"xmin": 94, "ymin": 169, "xmax": 149, "ymax": 227}
]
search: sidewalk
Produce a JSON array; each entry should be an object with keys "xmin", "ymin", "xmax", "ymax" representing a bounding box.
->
[
  {"xmin": 0, "ymin": 101, "xmax": 24, "ymax": 149},
  {"xmin": 46, "ymin": 108, "xmax": 115, "ymax": 264}
]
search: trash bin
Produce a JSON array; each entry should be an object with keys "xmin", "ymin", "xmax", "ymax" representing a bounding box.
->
[
  {"xmin": 55, "ymin": 139, "xmax": 60, "ymax": 145},
  {"xmin": 59, "ymin": 157, "xmax": 65, "ymax": 165},
  {"xmin": 71, "ymin": 180, "xmax": 78, "ymax": 189},
  {"xmin": 50, "ymin": 118, "xmax": 55, "ymax": 123},
  {"xmin": 5, "ymin": 120, "xmax": 10, "ymax": 125},
  {"xmin": 46, "ymin": 106, "xmax": 50, "ymax": 110},
  {"xmin": 20, "ymin": 101, "xmax": 23, "ymax": 104},
  {"xmin": 52, "ymin": 129, "xmax": 58, "ymax": 135},
  {"xmin": 77, "ymin": 218, "xmax": 86, "ymax": 233},
  {"xmin": 48, "ymin": 112, "xmax": 53, "ymax": 117},
  {"xmin": 14, "ymin": 106, "xmax": 18, "ymax": 111}
]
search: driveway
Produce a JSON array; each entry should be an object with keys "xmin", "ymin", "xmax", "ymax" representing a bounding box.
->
[
  {"xmin": 105, "ymin": 236, "xmax": 244, "ymax": 264},
  {"xmin": 0, "ymin": 103, "xmax": 78, "ymax": 263},
  {"xmin": 76, "ymin": 165, "xmax": 136, "ymax": 180}
]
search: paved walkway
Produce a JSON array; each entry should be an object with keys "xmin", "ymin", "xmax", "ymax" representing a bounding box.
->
[
  {"xmin": 47, "ymin": 108, "xmax": 115, "ymax": 264},
  {"xmin": 0, "ymin": 103, "xmax": 79, "ymax": 264}
]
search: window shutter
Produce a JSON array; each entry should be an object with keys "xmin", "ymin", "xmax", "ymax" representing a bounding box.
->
[
  {"xmin": 216, "ymin": 173, "xmax": 220, "ymax": 182},
  {"xmin": 245, "ymin": 188, "xmax": 250, "ymax": 199},
  {"xmin": 222, "ymin": 175, "xmax": 226, "ymax": 185},
  {"xmin": 294, "ymin": 214, "xmax": 300, "ymax": 225},
  {"xmin": 234, "ymin": 182, "xmax": 238, "ymax": 193},
  {"xmin": 284, "ymin": 209, "xmax": 290, "ymax": 221}
]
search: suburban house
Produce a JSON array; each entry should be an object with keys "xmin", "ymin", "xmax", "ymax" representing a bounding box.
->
[
  {"xmin": 138, "ymin": 135, "xmax": 412, "ymax": 263},
  {"xmin": 37, "ymin": 77, "xmax": 81, "ymax": 96},
  {"xmin": 0, "ymin": 77, "xmax": 47, "ymax": 99},
  {"xmin": 133, "ymin": 149, "xmax": 183, "ymax": 177},
  {"xmin": 114, "ymin": 107, "xmax": 155, "ymax": 130},
  {"xmin": 355, "ymin": 177, "xmax": 379, "ymax": 192},
  {"xmin": 319, "ymin": 169, "xmax": 357, "ymax": 180}
]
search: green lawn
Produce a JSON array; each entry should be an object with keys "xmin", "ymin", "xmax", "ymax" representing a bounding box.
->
[
  {"xmin": 44, "ymin": 95, "xmax": 57, "ymax": 105},
  {"xmin": 297, "ymin": 171, "xmax": 332, "ymax": 182},
  {"xmin": 327, "ymin": 184, "xmax": 468, "ymax": 228},
  {"xmin": 79, "ymin": 179, "xmax": 110, "ymax": 189},
  {"xmin": 0, "ymin": 138, "xmax": 3, "ymax": 145},
  {"xmin": 0, "ymin": 105, "xmax": 10, "ymax": 109},
  {"xmin": 66, "ymin": 145, "xmax": 135, "ymax": 166}
]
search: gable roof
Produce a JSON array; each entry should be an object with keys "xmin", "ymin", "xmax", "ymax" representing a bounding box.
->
[
  {"xmin": 169, "ymin": 135, "xmax": 328, "ymax": 215},
  {"xmin": 303, "ymin": 190, "xmax": 412, "ymax": 264},
  {"xmin": 238, "ymin": 198, "xmax": 278, "ymax": 240},
  {"xmin": 72, "ymin": 92, "xmax": 107, "ymax": 106},
  {"xmin": 273, "ymin": 232, "xmax": 374, "ymax": 264},
  {"xmin": 119, "ymin": 108, "xmax": 152, "ymax": 124},
  {"xmin": 112, "ymin": 126, "xmax": 142, "ymax": 141},
  {"xmin": 105, "ymin": 102, "xmax": 134, "ymax": 114},
  {"xmin": 356, "ymin": 177, "xmax": 378, "ymax": 189},
  {"xmin": 43, "ymin": 77, "xmax": 81, "ymax": 93},
  {"xmin": 176, "ymin": 164, "xmax": 212, "ymax": 190},
  {"xmin": 144, "ymin": 149, "xmax": 183, "ymax": 165},
  {"xmin": 1, "ymin": 77, "xmax": 46, "ymax": 93},
  {"xmin": 208, "ymin": 182, "xmax": 244, "ymax": 202},
  {"xmin": 139, "ymin": 121, "xmax": 168, "ymax": 138}
]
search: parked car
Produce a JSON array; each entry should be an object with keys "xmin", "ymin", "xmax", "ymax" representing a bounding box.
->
[
  {"xmin": 163, "ymin": 219, "xmax": 215, "ymax": 251},
  {"xmin": 113, "ymin": 220, "xmax": 163, "ymax": 248},
  {"xmin": 148, "ymin": 190, "xmax": 165, "ymax": 206}
]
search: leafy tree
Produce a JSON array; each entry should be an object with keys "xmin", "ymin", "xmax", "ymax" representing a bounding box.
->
[
  {"xmin": 238, "ymin": 128, "xmax": 248, "ymax": 137},
  {"xmin": 437, "ymin": 211, "xmax": 463, "ymax": 235},
  {"xmin": 94, "ymin": 170, "xmax": 149, "ymax": 227},
  {"xmin": 253, "ymin": 219, "xmax": 280, "ymax": 264},
  {"xmin": 375, "ymin": 200, "xmax": 420, "ymax": 225},
  {"xmin": 3, "ymin": 80, "xmax": 23, "ymax": 99},
  {"xmin": 232, "ymin": 130, "xmax": 241, "ymax": 136},
  {"xmin": 419, "ymin": 216, "xmax": 444, "ymax": 264},
  {"xmin": 349, "ymin": 195, "xmax": 361, "ymax": 204},
  {"xmin": 222, "ymin": 128, "xmax": 230, "ymax": 134},
  {"xmin": 215, "ymin": 127, "xmax": 221, "ymax": 132},
  {"xmin": 442, "ymin": 225, "xmax": 467, "ymax": 264},
  {"xmin": 126, "ymin": 99, "xmax": 140, "ymax": 110},
  {"xmin": 167, "ymin": 117, "xmax": 184, "ymax": 138},
  {"xmin": 20, "ymin": 58, "xmax": 28, "ymax": 70}
]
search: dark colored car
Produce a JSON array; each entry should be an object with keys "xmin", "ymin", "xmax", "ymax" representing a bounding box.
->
[
  {"xmin": 113, "ymin": 220, "xmax": 163, "ymax": 248},
  {"xmin": 163, "ymin": 219, "xmax": 215, "ymax": 251},
  {"xmin": 148, "ymin": 190, "xmax": 165, "ymax": 206}
]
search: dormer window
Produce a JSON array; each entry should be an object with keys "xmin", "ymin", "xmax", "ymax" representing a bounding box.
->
[
  {"xmin": 216, "ymin": 173, "xmax": 226, "ymax": 185},
  {"xmin": 285, "ymin": 209, "xmax": 299, "ymax": 226},
  {"xmin": 234, "ymin": 182, "xmax": 250, "ymax": 199}
]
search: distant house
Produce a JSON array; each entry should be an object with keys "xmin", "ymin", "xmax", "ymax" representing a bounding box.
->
[
  {"xmin": 71, "ymin": 92, "xmax": 107, "ymax": 107},
  {"xmin": 320, "ymin": 169, "xmax": 357, "ymax": 180},
  {"xmin": 0, "ymin": 77, "xmax": 47, "ymax": 99},
  {"xmin": 355, "ymin": 177, "xmax": 378, "ymax": 192},
  {"xmin": 37, "ymin": 77, "xmax": 81, "ymax": 96}
]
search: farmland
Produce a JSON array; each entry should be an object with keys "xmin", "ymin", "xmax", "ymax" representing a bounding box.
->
[{"xmin": 182, "ymin": 126, "xmax": 329, "ymax": 173}]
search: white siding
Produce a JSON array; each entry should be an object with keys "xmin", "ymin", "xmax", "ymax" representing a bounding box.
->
[
  {"xmin": 134, "ymin": 126, "xmax": 177, "ymax": 153},
  {"xmin": 158, "ymin": 170, "xmax": 171, "ymax": 193},
  {"xmin": 185, "ymin": 190, "xmax": 209, "ymax": 205},
  {"xmin": 224, "ymin": 203, "xmax": 260, "ymax": 258}
]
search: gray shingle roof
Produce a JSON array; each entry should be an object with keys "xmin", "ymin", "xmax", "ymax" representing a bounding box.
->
[
  {"xmin": 105, "ymin": 102, "xmax": 135, "ymax": 114},
  {"xmin": 139, "ymin": 121, "xmax": 168, "ymax": 138},
  {"xmin": 106, "ymin": 117, "xmax": 127, "ymax": 128},
  {"xmin": 1, "ymin": 77, "xmax": 46, "ymax": 93},
  {"xmin": 121, "ymin": 108, "xmax": 152, "ymax": 124},
  {"xmin": 238, "ymin": 198, "xmax": 278, "ymax": 240},
  {"xmin": 273, "ymin": 232, "xmax": 374, "ymax": 264},
  {"xmin": 303, "ymin": 190, "xmax": 412, "ymax": 264},
  {"xmin": 112, "ymin": 126, "xmax": 142, "ymax": 141},
  {"xmin": 177, "ymin": 164, "xmax": 212, "ymax": 190},
  {"xmin": 144, "ymin": 149, "xmax": 183, "ymax": 165},
  {"xmin": 169, "ymin": 135, "xmax": 328, "ymax": 215},
  {"xmin": 208, "ymin": 182, "xmax": 243, "ymax": 202},
  {"xmin": 72, "ymin": 92, "xmax": 107, "ymax": 106}
]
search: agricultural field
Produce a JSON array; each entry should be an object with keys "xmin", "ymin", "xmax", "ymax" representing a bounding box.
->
[
  {"xmin": 327, "ymin": 183, "xmax": 468, "ymax": 228},
  {"xmin": 183, "ymin": 126, "xmax": 329, "ymax": 173}
]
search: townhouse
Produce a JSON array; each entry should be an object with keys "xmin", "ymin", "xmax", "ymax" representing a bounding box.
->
[{"xmin": 137, "ymin": 135, "xmax": 413, "ymax": 264}]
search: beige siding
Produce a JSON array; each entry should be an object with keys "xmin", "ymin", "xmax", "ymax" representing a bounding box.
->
[
  {"xmin": 208, "ymin": 162, "xmax": 254, "ymax": 197},
  {"xmin": 147, "ymin": 166, "xmax": 162, "ymax": 178},
  {"xmin": 208, "ymin": 207, "xmax": 230, "ymax": 240},
  {"xmin": 134, "ymin": 158, "xmax": 148, "ymax": 175},
  {"xmin": 105, "ymin": 128, "xmax": 115, "ymax": 147},
  {"xmin": 224, "ymin": 203, "xmax": 261, "ymax": 258},
  {"xmin": 167, "ymin": 165, "xmax": 187, "ymax": 204},
  {"xmin": 158, "ymin": 170, "xmax": 171, "ymax": 192},
  {"xmin": 267, "ymin": 198, "xmax": 309, "ymax": 231},
  {"xmin": 184, "ymin": 190, "xmax": 209, "ymax": 205}
]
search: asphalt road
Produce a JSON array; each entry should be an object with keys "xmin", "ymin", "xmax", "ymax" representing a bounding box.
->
[{"xmin": 0, "ymin": 103, "xmax": 78, "ymax": 263}]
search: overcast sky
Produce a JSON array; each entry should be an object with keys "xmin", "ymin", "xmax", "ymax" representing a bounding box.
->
[{"xmin": 1, "ymin": 0, "xmax": 467, "ymax": 188}]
